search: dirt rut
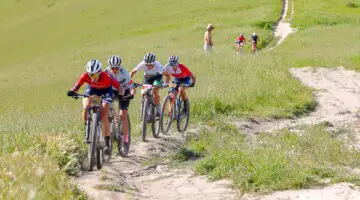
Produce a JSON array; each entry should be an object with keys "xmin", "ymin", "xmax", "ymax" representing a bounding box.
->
[{"xmin": 74, "ymin": 131, "xmax": 240, "ymax": 200}]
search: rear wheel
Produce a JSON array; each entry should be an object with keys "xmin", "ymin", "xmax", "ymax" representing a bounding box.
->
[
  {"xmin": 88, "ymin": 113, "xmax": 98, "ymax": 171},
  {"xmin": 118, "ymin": 112, "xmax": 131, "ymax": 157},
  {"xmin": 160, "ymin": 95, "xmax": 174, "ymax": 134},
  {"xmin": 177, "ymin": 99, "xmax": 190, "ymax": 133},
  {"xmin": 96, "ymin": 120, "xmax": 103, "ymax": 170},
  {"xmin": 141, "ymin": 98, "xmax": 149, "ymax": 142},
  {"xmin": 151, "ymin": 102, "xmax": 161, "ymax": 138}
]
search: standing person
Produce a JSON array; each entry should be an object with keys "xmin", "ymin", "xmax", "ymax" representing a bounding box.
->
[
  {"xmin": 204, "ymin": 24, "xmax": 215, "ymax": 53},
  {"xmin": 104, "ymin": 55, "xmax": 135, "ymax": 148},
  {"xmin": 251, "ymin": 32, "xmax": 259, "ymax": 54},
  {"xmin": 235, "ymin": 33, "xmax": 247, "ymax": 55},
  {"xmin": 130, "ymin": 52, "xmax": 168, "ymax": 119}
]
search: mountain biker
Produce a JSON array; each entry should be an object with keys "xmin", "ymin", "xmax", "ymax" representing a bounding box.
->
[
  {"xmin": 163, "ymin": 56, "xmax": 196, "ymax": 113},
  {"xmin": 104, "ymin": 55, "xmax": 135, "ymax": 148},
  {"xmin": 67, "ymin": 59, "xmax": 123, "ymax": 155},
  {"xmin": 235, "ymin": 33, "xmax": 247, "ymax": 54},
  {"xmin": 251, "ymin": 32, "xmax": 259, "ymax": 54},
  {"xmin": 130, "ymin": 52, "xmax": 168, "ymax": 119}
]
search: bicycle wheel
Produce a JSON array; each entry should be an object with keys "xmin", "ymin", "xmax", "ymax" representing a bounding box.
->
[
  {"xmin": 104, "ymin": 121, "xmax": 113, "ymax": 163},
  {"xmin": 96, "ymin": 121, "xmax": 103, "ymax": 170},
  {"xmin": 118, "ymin": 112, "xmax": 132, "ymax": 157},
  {"xmin": 88, "ymin": 113, "xmax": 98, "ymax": 171},
  {"xmin": 151, "ymin": 102, "xmax": 160, "ymax": 138},
  {"xmin": 141, "ymin": 98, "xmax": 149, "ymax": 142},
  {"xmin": 177, "ymin": 99, "xmax": 190, "ymax": 133},
  {"xmin": 160, "ymin": 95, "xmax": 174, "ymax": 134}
]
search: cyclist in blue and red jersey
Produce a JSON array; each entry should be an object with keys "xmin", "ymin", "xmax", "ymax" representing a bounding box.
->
[
  {"xmin": 67, "ymin": 60, "xmax": 123, "ymax": 155},
  {"xmin": 162, "ymin": 56, "xmax": 196, "ymax": 113}
]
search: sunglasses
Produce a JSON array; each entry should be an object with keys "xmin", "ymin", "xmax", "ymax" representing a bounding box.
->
[{"xmin": 88, "ymin": 72, "xmax": 99, "ymax": 78}]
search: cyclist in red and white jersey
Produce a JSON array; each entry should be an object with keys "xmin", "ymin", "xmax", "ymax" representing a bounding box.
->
[
  {"xmin": 67, "ymin": 60, "xmax": 123, "ymax": 154},
  {"xmin": 235, "ymin": 33, "xmax": 247, "ymax": 54},
  {"xmin": 163, "ymin": 56, "xmax": 196, "ymax": 112}
]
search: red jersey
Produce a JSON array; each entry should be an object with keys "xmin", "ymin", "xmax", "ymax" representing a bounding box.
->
[
  {"xmin": 164, "ymin": 64, "xmax": 192, "ymax": 79},
  {"xmin": 237, "ymin": 36, "xmax": 246, "ymax": 42},
  {"xmin": 73, "ymin": 71, "xmax": 120, "ymax": 92}
]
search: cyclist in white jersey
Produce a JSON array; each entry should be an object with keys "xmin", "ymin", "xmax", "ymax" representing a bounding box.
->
[
  {"xmin": 104, "ymin": 55, "xmax": 134, "ymax": 149},
  {"xmin": 130, "ymin": 52, "xmax": 169, "ymax": 118}
]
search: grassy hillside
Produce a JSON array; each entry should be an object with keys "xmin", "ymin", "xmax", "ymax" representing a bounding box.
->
[
  {"xmin": 180, "ymin": 0, "xmax": 360, "ymax": 193},
  {"xmin": 0, "ymin": 0, "xmax": 283, "ymax": 198}
]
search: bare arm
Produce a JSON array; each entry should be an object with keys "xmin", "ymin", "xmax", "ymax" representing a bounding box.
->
[
  {"xmin": 130, "ymin": 69, "xmax": 137, "ymax": 78},
  {"xmin": 190, "ymin": 74, "xmax": 196, "ymax": 84},
  {"xmin": 163, "ymin": 71, "xmax": 171, "ymax": 84}
]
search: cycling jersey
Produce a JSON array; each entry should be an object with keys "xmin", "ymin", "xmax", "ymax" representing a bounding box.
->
[
  {"xmin": 134, "ymin": 61, "xmax": 163, "ymax": 77},
  {"xmin": 252, "ymin": 35, "xmax": 259, "ymax": 43},
  {"xmin": 163, "ymin": 64, "xmax": 192, "ymax": 79},
  {"xmin": 104, "ymin": 67, "xmax": 134, "ymax": 90},
  {"xmin": 73, "ymin": 71, "xmax": 120, "ymax": 92},
  {"xmin": 237, "ymin": 36, "xmax": 246, "ymax": 43}
]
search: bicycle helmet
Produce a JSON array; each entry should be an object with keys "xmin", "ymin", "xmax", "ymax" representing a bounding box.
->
[
  {"xmin": 86, "ymin": 60, "xmax": 102, "ymax": 74},
  {"xmin": 168, "ymin": 55, "xmax": 179, "ymax": 66},
  {"xmin": 144, "ymin": 52, "xmax": 156, "ymax": 65},
  {"xmin": 253, "ymin": 32, "xmax": 256, "ymax": 36},
  {"xmin": 108, "ymin": 55, "xmax": 122, "ymax": 68},
  {"xmin": 240, "ymin": 33, "xmax": 244, "ymax": 36}
]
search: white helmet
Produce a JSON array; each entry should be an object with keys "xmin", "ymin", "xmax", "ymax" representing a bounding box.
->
[
  {"xmin": 253, "ymin": 32, "xmax": 256, "ymax": 36},
  {"xmin": 144, "ymin": 52, "xmax": 156, "ymax": 65},
  {"xmin": 86, "ymin": 60, "xmax": 102, "ymax": 74},
  {"xmin": 108, "ymin": 55, "xmax": 122, "ymax": 68}
]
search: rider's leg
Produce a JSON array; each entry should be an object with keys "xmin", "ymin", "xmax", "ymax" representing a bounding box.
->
[
  {"xmin": 236, "ymin": 44, "xmax": 240, "ymax": 54},
  {"xmin": 179, "ymin": 87, "xmax": 187, "ymax": 102},
  {"xmin": 100, "ymin": 102, "xmax": 111, "ymax": 137},
  {"xmin": 82, "ymin": 98, "xmax": 90, "ymax": 122},
  {"xmin": 119, "ymin": 89, "xmax": 130, "ymax": 143},
  {"xmin": 153, "ymin": 88, "xmax": 161, "ymax": 115},
  {"xmin": 120, "ymin": 109, "xmax": 129, "ymax": 142}
]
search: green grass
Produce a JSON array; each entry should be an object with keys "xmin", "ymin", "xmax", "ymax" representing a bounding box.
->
[
  {"xmin": 0, "ymin": 0, "xmax": 282, "ymax": 197},
  {"xmin": 178, "ymin": 122, "xmax": 360, "ymax": 193},
  {"xmin": 1, "ymin": 0, "xmax": 360, "ymax": 196}
]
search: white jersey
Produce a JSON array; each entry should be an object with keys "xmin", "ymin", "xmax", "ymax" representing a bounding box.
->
[
  {"xmin": 134, "ymin": 61, "xmax": 163, "ymax": 77},
  {"xmin": 104, "ymin": 67, "xmax": 133, "ymax": 90}
]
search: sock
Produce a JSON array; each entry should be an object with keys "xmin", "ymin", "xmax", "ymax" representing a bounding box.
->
[
  {"xmin": 105, "ymin": 136, "xmax": 110, "ymax": 147},
  {"xmin": 156, "ymin": 105, "xmax": 161, "ymax": 113}
]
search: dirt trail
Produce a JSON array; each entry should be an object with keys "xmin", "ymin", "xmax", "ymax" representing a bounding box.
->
[
  {"xmin": 265, "ymin": 0, "xmax": 296, "ymax": 52},
  {"xmin": 235, "ymin": 67, "xmax": 360, "ymax": 199},
  {"xmin": 74, "ymin": 131, "xmax": 240, "ymax": 200}
]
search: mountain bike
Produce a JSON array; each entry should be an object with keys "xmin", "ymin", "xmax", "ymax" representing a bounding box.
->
[
  {"xmin": 108, "ymin": 96, "xmax": 132, "ymax": 158},
  {"xmin": 160, "ymin": 83, "xmax": 191, "ymax": 135},
  {"xmin": 70, "ymin": 94, "xmax": 105, "ymax": 171},
  {"xmin": 136, "ymin": 83, "xmax": 162, "ymax": 142}
]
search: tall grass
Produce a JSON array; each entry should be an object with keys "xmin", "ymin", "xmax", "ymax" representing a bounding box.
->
[{"xmin": 179, "ymin": 122, "xmax": 360, "ymax": 193}]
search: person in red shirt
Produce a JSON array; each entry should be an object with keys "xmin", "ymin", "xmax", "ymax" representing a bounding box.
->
[
  {"xmin": 235, "ymin": 33, "xmax": 247, "ymax": 55},
  {"xmin": 67, "ymin": 60, "xmax": 123, "ymax": 154},
  {"xmin": 162, "ymin": 56, "xmax": 196, "ymax": 112}
]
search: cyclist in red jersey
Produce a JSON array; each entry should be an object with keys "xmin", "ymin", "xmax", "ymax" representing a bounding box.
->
[
  {"xmin": 67, "ymin": 60, "xmax": 123, "ymax": 154},
  {"xmin": 235, "ymin": 33, "xmax": 247, "ymax": 54},
  {"xmin": 162, "ymin": 56, "xmax": 196, "ymax": 112}
]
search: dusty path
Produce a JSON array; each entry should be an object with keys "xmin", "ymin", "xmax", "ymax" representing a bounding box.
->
[
  {"xmin": 74, "ymin": 132, "xmax": 240, "ymax": 200},
  {"xmin": 265, "ymin": 0, "xmax": 296, "ymax": 52},
  {"xmin": 235, "ymin": 67, "xmax": 360, "ymax": 200}
]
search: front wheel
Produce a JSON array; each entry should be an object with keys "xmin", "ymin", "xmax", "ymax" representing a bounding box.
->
[
  {"xmin": 177, "ymin": 98, "xmax": 190, "ymax": 133},
  {"xmin": 141, "ymin": 98, "xmax": 149, "ymax": 142},
  {"xmin": 160, "ymin": 95, "xmax": 174, "ymax": 134},
  {"xmin": 88, "ymin": 113, "xmax": 98, "ymax": 171}
]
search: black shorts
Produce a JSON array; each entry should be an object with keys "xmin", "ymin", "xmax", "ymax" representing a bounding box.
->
[
  {"xmin": 84, "ymin": 85, "xmax": 113, "ymax": 104},
  {"xmin": 113, "ymin": 89, "xmax": 131, "ymax": 110},
  {"xmin": 143, "ymin": 74, "xmax": 163, "ymax": 85}
]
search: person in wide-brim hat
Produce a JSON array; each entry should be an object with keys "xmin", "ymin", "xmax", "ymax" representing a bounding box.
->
[{"xmin": 204, "ymin": 24, "xmax": 215, "ymax": 53}]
